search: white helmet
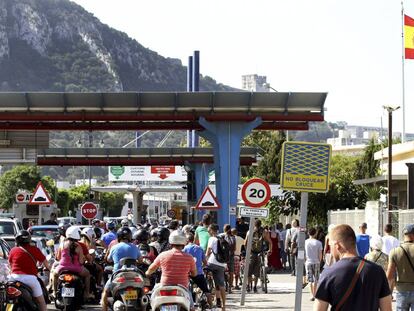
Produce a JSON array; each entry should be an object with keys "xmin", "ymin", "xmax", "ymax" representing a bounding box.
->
[
  {"xmin": 81, "ymin": 227, "xmax": 95, "ymax": 242},
  {"xmin": 66, "ymin": 226, "xmax": 81, "ymax": 240},
  {"xmin": 168, "ymin": 229, "xmax": 187, "ymax": 246}
]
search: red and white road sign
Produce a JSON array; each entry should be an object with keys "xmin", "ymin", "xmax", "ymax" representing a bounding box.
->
[
  {"xmin": 194, "ymin": 186, "xmax": 221, "ymax": 210},
  {"xmin": 241, "ymin": 178, "xmax": 271, "ymax": 208},
  {"xmin": 29, "ymin": 182, "xmax": 53, "ymax": 205},
  {"xmin": 81, "ymin": 202, "xmax": 98, "ymax": 219}
]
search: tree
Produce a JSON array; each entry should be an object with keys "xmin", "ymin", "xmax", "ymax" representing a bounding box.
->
[
  {"xmin": 242, "ymin": 131, "xmax": 286, "ymax": 181},
  {"xmin": 100, "ymin": 192, "xmax": 126, "ymax": 216},
  {"xmin": 0, "ymin": 165, "xmax": 56, "ymax": 210}
]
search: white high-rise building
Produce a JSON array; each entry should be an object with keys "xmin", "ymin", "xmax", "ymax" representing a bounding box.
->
[{"xmin": 242, "ymin": 74, "xmax": 268, "ymax": 92}]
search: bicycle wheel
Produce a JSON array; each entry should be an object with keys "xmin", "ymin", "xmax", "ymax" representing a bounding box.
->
[{"xmin": 261, "ymin": 255, "xmax": 268, "ymax": 293}]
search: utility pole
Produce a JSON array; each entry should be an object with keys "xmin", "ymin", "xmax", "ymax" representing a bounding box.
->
[{"xmin": 383, "ymin": 105, "xmax": 400, "ymax": 213}]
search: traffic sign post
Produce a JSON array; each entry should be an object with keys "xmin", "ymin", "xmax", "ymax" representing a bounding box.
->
[
  {"xmin": 280, "ymin": 142, "xmax": 331, "ymax": 311},
  {"xmin": 240, "ymin": 178, "xmax": 270, "ymax": 306},
  {"xmin": 80, "ymin": 202, "xmax": 98, "ymax": 220}
]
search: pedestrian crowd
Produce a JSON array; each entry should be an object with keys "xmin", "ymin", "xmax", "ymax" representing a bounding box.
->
[{"xmin": 275, "ymin": 220, "xmax": 413, "ymax": 311}]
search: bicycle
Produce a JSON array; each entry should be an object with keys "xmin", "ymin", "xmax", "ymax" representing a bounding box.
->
[{"xmin": 259, "ymin": 251, "xmax": 268, "ymax": 293}]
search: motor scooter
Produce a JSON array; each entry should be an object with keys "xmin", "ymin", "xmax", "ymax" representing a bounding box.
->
[
  {"xmin": 109, "ymin": 257, "xmax": 150, "ymax": 311},
  {"xmin": 54, "ymin": 270, "xmax": 84, "ymax": 311},
  {"xmin": 151, "ymin": 284, "xmax": 192, "ymax": 311}
]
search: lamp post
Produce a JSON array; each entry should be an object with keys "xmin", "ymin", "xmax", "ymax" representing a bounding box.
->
[{"xmin": 383, "ymin": 105, "xmax": 400, "ymax": 212}]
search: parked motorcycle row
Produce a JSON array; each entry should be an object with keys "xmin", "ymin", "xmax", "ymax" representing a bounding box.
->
[{"xmin": 0, "ymin": 225, "xmax": 209, "ymax": 311}]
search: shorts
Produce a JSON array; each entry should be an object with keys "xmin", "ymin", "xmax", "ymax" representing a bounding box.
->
[
  {"xmin": 305, "ymin": 263, "xmax": 320, "ymax": 283},
  {"xmin": 234, "ymin": 255, "xmax": 240, "ymax": 275},
  {"xmin": 207, "ymin": 263, "xmax": 226, "ymax": 288},
  {"xmin": 248, "ymin": 253, "xmax": 260, "ymax": 277},
  {"xmin": 10, "ymin": 274, "xmax": 43, "ymax": 297},
  {"xmin": 227, "ymin": 255, "xmax": 235, "ymax": 273},
  {"xmin": 191, "ymin": 274, "xmax": 209, "ymax": 294},
  {"xmin": 396, "ymin": 291, "xmax": 414, "ymax": 310}
]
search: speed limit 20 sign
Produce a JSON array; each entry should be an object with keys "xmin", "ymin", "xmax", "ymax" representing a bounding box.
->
[{"xmin": 241, "ymin": 178, "xmax": 271, "ymax": 208}]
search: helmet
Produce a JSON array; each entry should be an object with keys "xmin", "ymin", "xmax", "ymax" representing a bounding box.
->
[
  {"xmin": 168, "ymin": 230, "xmax": 187, "ymax": 246},
  {"xmin": 144, "ymin": 223, "xmax": 151, "ymax": 230},
  {"xmin": 117, "ymin": 227, "xmax": 132, "ymax": 242},
  {"xmin": 93, "ymin": 227, "xmax": 102, "ymax": 239},
  {"xmin": 133, "ymin": 229, "xmax": 150, "ymax": 243},
  {"xmin": 121, "ymin": 219, "xmax": 129, "ymax": 227},
  {"xmin": 107, "ymin": 222, "xmax": 116, "ymax": 231},
  {"xmin": 58, "ymin": 223, "xmax": 71, "ymax": 236},
  {"xmin": 150, "ymin": 228, "xmax": 158, "ymax": 239},
  {"xmin": 81, "ymin": 228, "xmax": 95, "ymax": 242},
  {"xmin": 157, "ymin": 227, "xmax": 170, "ymax": 243},
  {"xmin": 16, "ymin": 230, "xmax": 31, "ymax": 245},
  {"xmin": 66, "ymin": 226, "xmax": 81, "ymax": 240}
]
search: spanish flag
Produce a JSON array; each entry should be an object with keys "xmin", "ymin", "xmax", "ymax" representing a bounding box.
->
[{"xmin": 405, "ymin": 15, "xmax": 414, "ymax": 59}]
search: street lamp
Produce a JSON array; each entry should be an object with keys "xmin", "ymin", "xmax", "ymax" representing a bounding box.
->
[{"xmin": 383, "ymin": 105, "xmax": 400, "ymax": 212}]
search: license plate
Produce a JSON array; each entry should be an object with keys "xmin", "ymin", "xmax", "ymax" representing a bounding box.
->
[
  {"xmin": 62, "ymin": 287, "xmax": 75, "ymax": 297},
  {"xmin": 123, "ymin": 290, "xmax": 137, "ymax": 300},
  {"xmin": 6, "ymin": 304, "xmax": 13, "ymax": 311},
  {"xmin": 161, "ymin": 305, "xmax": 178, "ymax": 311}
]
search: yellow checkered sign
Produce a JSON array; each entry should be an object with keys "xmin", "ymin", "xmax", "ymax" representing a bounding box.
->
[{"xmin": 280, "ymin": 142, "xmax": 331, "ymax": 193}]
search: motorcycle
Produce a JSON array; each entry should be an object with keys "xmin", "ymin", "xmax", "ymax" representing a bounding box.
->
[
  {"xmin": 109, "ymin": 257, "xmax": 150, "ymax": 311},
  {"xmin": 3, "ymin": 275, "xmax": 50, "ymax": 311},
  {"xmin": 54, "ymin": 271, "xmax": 84, "ymax": 311},
  {"xmin": 151, "ymin": 284, "xmax": 192, "ymax": 311}
]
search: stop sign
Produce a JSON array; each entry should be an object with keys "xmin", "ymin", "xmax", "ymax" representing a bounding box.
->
[{"xmin": 81, "ymin": 202, "xmax": 98, "ymax": 219}]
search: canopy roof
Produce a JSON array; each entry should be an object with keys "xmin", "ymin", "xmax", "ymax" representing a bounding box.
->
[{"xmin": 0, "ymin": 91, "xmax": 327, "ymax": 131}]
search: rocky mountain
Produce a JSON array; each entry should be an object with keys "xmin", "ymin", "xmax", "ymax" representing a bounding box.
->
[
  {"xmin": 0, "ymin": 0, "xmax": 232, "ymax": 92},
  {"xmin": 0, "ymin": 0, "xmax": 237, "ymax": 181}
]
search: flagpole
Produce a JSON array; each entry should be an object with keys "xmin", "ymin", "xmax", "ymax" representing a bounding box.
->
[{"xmin": 402, "ymin": 0, "xmax": 406, "ymax": 143}]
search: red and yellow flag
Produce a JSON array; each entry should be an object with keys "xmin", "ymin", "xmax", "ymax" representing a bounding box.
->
[{"xmin": 405, "ymin": 15, "xmax": 414, "ymax": 59}]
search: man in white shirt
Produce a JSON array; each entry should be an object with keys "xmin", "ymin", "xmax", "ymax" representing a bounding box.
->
[
  {"xmin": 382, "ymin": 224, "xmax": 400, "ymax": 255},
  {"xmin": 206, "ymin": 224, "xmax": 227, "ymax": 311},
  {"xmin": 305, "ymin": 227, "xmax": 323, "ymax": 301}
]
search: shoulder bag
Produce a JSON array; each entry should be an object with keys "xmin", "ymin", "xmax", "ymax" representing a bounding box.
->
[
  {"xmin": 335, "ymin": 259, "xmax": 366, "ymax": 310},
  {"xmin": 18, "ymin": 246, "xmax": 38, "ymax": 266}
]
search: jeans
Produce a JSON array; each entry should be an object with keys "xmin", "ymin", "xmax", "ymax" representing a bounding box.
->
[{"xmin": 397, "ymin": 291, "xmax": 414, "ymax": 311}]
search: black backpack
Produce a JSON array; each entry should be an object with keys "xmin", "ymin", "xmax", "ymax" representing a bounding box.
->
[{"xmin": 214, "ymin": 235, "xmax": 231, "ymax": 263}]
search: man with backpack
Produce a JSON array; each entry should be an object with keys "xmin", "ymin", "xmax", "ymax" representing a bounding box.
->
[
  {"xmin": 206, "ymin": 224, "xmax": 228, "ymax": 311},
  {"xmin": 244, "ymin": 219, "xmax": 272, "ymax": 293}
]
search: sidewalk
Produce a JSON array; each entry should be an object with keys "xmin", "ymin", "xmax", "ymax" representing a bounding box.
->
[{"xmin": 227, "ymin": 271, "xmax": 314, "ymax": 310}]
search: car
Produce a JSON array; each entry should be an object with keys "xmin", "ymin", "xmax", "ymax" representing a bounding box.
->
[
  {"xmin": 0, "ymin": 216, "xmax": 24, "ymax": 248},
  {"xmin": 29, "ymin": 225, "xmax": 59, "ymax": 241}
]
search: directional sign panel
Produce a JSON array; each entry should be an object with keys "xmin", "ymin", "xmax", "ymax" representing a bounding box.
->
[
  {"xmin": 280, "ymin": 142, "xmax": 331, "ymax": 193},
  {"xmin": 239, "ymin": 207, "xmax": 269, "ymax": 218}
]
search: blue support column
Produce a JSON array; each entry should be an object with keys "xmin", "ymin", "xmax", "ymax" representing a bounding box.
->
[{"xmin": 198, "ymin": 117, "xmax": 262, "ymax": 230}]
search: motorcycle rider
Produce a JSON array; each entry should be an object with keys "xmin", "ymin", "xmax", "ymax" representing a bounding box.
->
[
  {"xmin": 101, "ymin": 227, "xmax": 142, "ymax": 311},
  {"xmin": 8, "ymin": 230, "xmax": 51, "ymax": 311},
  {"xmin": 81, "ymin": 228, "xmax": 103, "ymax": 289},
  {"xmin": 151, "ymin": 227, "xmax": 170, "ymax": 254},
  {"xmin": 93, "ymin": 227, "xmax": 106, "ymax": 248},
  {"xmin": 102, "ymin": 221, "xmax": 117, "ymax": 247},
  {"xmin": 52, "ymin": 226, "xmax": 93, "ymax": 300},
  {"xmin": 134, "ymin": 229, "xmax": 158, "ymax": 262},
  {"xmin": 184, "ymin": 232, "xmax": 213, "ymax": 307},
  {"xmin": 146, "ymin": 230, "xmax": 197, "ymax": 311}
]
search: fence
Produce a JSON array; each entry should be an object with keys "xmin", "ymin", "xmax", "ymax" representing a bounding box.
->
[
  {"xmin": 327, "ymin": 208, "xmax": 365, "ymax": 234},
  {"xmin": 329, "ymin": 207, "xmax": 414, "ymax": 241}
]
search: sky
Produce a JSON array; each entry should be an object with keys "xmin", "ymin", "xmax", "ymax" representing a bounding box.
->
[{"xmin": 71, "ymin": 0, "xmax": 414, "ymax": 133}]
